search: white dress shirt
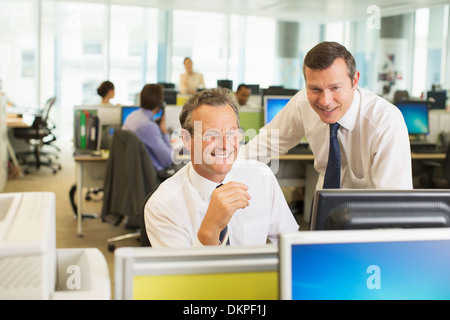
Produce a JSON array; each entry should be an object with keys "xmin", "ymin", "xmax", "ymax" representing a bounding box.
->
[
  {"xmin": 145, "ymin": 158, "xmax": 299, "ymax": 247},
  {"xmin": 242, "ymin": 87, "xmax": 413, "ymax": 190},
  {"xmin": 179, "ymin": 72, "xmax": 205, "ymax": 94}
]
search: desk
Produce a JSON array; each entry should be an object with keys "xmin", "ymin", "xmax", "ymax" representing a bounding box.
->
[
  {"xmin": 74, "ymin": 153, "xmax": 108, "ymax": 236},
  {"xmin": 74, "ymin": 151, "xmax": 446, "ymax": 236},
  {"xmin": 272, "ymin": 152, "xmax": 446, "ymax": 223},
  {"xmin": 411, "ymin": 152, "xmax": 446, "ymax": 160},
  {"xmin": 6, "ymin": 115, "xmax": 33, "ymax": 128}
]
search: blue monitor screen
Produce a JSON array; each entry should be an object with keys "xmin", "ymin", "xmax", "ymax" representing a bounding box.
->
[
  {"xmin": 264, "ymin": 96, "xmax": 292, "ymax": 124},
  {"xmin": 121, "ymin": 106, "xmax": 140, "ymax": 125},
  {"xmin": 395, "ymin": 101, "xmax": 429, "ymax": 135},
  {"xmin": 290, "ymin": 239, "xmax": 450, "ymax": 300}
]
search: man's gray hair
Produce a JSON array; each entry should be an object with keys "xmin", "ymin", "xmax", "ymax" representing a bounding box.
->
[{"xmin": 179, "ymin": 88, "xmax": 240, "ymax": 133}]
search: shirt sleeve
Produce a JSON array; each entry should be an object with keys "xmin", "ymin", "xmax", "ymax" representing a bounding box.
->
[
  {"xmin": 371, "ymin": 117, "xmax": 413, "ymax": 189},
  {"xmin": 145, "ymin": 199, "xmax": 192, "ymax": 247}
]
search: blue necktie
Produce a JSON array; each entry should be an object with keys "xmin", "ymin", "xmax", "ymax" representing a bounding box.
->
[
  {"xmin": 323, "ymin": 123, "xmax": 341, "ymax": 189},
  {"xmin": 216, "ymin": 184, "xmax": 230, "ymax": 245}
]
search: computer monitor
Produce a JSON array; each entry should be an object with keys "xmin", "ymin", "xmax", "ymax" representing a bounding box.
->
[
  {"xmin": 217, "ymin": 79, "xmax": 233, "ymax": 90},
  {"xmin": 121, "ymin": 106, "xmax": 140, "ymax": 125},
  {"xmin": 263, "ymin": 95, "xmax": 292, "ymax": 125},
  {"xmin": 158, "ymin": 82, "xmax": 175, "ymax": 89},
  {"xmin": 247, "ymin": 84, "xmax": 260, "ymax": 95},
  {"xmin": 279, "ymin": 228, "xmax": 450, "ymax": 300},
  {"xmin": 114, "ymin": 245, "xmax": 278, "ymax": 300},
  {"xmin": 427, "ymin": 90, "xmax": 447, "ymax": 110},
  {"xmin": 163, "ymin": 88, "xmax": 177, "ymax": 105},
  {"xmin": 310, "ymin": 189, "xmax": 450, "ymax": 231},
  {"xmin": 260, "ymin": 86, "xmax": 298, "ymax": 105},
  {"xmin": 395, "ymin": 100, "xmax": 430, "ymax": 135}
]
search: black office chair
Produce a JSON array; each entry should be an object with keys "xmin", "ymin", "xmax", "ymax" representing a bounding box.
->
[
  {"xmin": 101, "ymin": 129, "xmax": 160, "ymax": 252},
  {"xmin": 393, "ymin": 90, "xmax": 409, "ymax": 104},
  {"xmin": 419, "ymin": 131, "xmax": 450, "ymax": 188},
  {"xmin": 14, "ymin": 97, "xmax": 61, "ymax": 174},
  {"xmin": 140, "ymin": 191, "xmax": 154, "ymax": 247}
]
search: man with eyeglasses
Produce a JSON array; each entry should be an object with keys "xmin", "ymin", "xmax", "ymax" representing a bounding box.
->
[{"xmin": 144, "ymin": 88, "xmax": 299, "ymax": 247}]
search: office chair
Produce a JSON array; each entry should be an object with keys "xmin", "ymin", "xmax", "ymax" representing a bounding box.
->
[
  {"xmin": 393, "ymin": 90, "xmax": 409, "ymax": 104},
  {"xmin": 140, "ymin": 191, "xmax": 154, "ymax": 247},
  {"xmin": 101, "ymin": 129, "xmax": 160, "ymax": 252},
  {"xmin": 14, "ymin": 97, "xmax": 61, "ymax": 174},
  {"xmin": 419, "ymin": 131, "xmax": 450, "ymax": 188}
]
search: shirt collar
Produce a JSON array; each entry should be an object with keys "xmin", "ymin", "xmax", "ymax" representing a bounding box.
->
[
  {"xmin": 187, "ymin": 163, "xmax": 234, "ymax": 200},
  {"xmin": 141, "ymin": 108, "xmax": 155, "ymax": 121},
  {"xmin": 337, "ymin": 87, "xmax": 360, "ymax": 131}
]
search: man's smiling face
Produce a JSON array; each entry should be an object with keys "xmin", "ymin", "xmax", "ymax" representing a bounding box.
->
[
  {"xmin": 189, "ymin": 104, "xmax": 240, "ymax": 183},
  {"xmin": 305, "ymin": 57, "xmax": 360, "ymax": 124}
]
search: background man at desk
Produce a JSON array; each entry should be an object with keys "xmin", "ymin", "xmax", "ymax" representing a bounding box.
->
[
  {"xmin": 122, "ymin": 84, "xmax": 174, "ymax": 178},
  {"xmin": 145, "ymin": 88, "xmax": 299, "ymax": 247},
  {"xmin": 242, "ymin": 41, "xmax": 413, "ymax": 189},
  {"xmin": 235, "ymin": 84, "xmax": 252, "ymax": 107}
]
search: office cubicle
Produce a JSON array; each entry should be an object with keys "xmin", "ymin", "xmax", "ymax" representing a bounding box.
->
[{"xmin": 114, "ymin": 245, "xmax": 278, "ymax": 300}]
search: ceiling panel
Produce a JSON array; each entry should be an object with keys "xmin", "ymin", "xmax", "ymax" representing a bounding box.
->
[{"xmin": 57, "ymin": 0, "xmax": 450, "ymax": 23}]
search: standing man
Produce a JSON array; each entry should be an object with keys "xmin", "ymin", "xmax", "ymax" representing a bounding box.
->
[
  {"xmin": 145, "ymin": 88, "xmax": 299, "ymax": 247},
  {"xmin": 242, "ymin": 41, "xmax": 412, "ymax": 189}
]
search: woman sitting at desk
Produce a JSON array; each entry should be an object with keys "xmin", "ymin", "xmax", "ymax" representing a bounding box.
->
[{"xmin": 122, "ymin": 84, "xmax": 173, "ymax": 178}]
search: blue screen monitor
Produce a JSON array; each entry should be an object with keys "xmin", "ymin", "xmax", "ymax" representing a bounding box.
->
[
  {"xmin": 395, "ymin": 100, "xmax": 429, "ymax": 135},
  {"xmin": 263, "ymin": 95, "xmax": 292, "ymax": 125},
  {"xmin": 279, "ymin": 228, "xmax": 450, "ymax": 300},
  {"xmin": 121, "ymin": 106, "xmax": 140, "ymax": 125}
]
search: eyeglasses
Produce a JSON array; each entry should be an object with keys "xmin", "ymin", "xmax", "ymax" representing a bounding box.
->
[{"xmin": 192, "ymin": 128, "xmax": 245, "ymax": 143}]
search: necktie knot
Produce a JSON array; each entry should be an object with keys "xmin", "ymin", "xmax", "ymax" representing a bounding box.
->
[{"xmin": 330, "ymin": 122, "xmax": 340, "ymax": 137}]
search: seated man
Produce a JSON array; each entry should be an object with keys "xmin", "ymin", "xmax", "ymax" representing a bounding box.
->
[
  {"xmin": 145, "ymin": 88, "xmax": 299, "ymax": 247},
  {"xmin": 235, "ymin": 84, "xmax": 251, "ymax": 106},
  {"xmin": 122, "ymin": 84, "xmax": 174, "ymax": 179}
]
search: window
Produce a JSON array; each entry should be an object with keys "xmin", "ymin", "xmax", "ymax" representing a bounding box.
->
[
  {"xmin": 172, "ymin": 10, "xmax": 228, "ymax": 90},
  {"xmin": 0, "ymin": 0, "xmax": 38, "ymax": 107}
]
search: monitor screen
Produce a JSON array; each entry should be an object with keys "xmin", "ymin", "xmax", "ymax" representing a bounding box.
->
[
  {"xmin": 121, "ymin": 106, "xmax": 140, "ymax": 125},
  {"xmin": 395, "ymin": 101, "xmax": 429, "ymax": 135},
  {"xmin": 427, "ymin": 90, "xmax": 447, "ymax": 110},
  {"xmin": 310, "ymin": 189, "xmax": 450, "ymax": 231},
  {"xmin": 263, "ymin": 95, "xmax": 292, "ymax": 125},
  {"xmin": 279, "ymin": 228, "xmax": 450, "ymax": 300}
]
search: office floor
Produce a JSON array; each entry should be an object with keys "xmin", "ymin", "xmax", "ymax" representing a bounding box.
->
[{"xmin": 2, "ymin": 139, "xmax": 307, "ymax": 299}]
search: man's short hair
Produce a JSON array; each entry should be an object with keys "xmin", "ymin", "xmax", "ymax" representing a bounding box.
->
[
  {"xmin": 140, "ymin": 84, "xmax": 163, "ymax": 111},
  {"xmin": 179, "ymin": 88, "xmax": 240, "ymax": 133},
  {"xmin": 236, "ymin": 84, "xmax": 250, "ymax": 92},
  {"xmin": 303, "ymin": 41, "xmax": 356, "ymax": 83}
]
